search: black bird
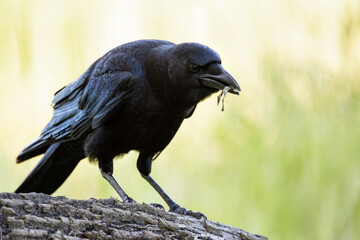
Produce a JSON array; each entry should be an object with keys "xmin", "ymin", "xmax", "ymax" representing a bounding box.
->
[{"xmin": 15, "ymin": 40, "xmax": 240, "ymax": 218}]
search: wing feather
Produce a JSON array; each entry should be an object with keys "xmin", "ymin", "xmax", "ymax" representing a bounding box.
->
[{"xmin": 17, "ymin": 53, "xmax": 138, "ymax": 162}]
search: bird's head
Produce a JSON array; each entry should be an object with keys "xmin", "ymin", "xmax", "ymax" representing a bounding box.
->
[
  {"xmin": 146, "ymin": 42, "xmax": 240, "ymax": 109},
  {"xmin": 169, "ymin": 43, "xmax": 240, "ymax": 105}
]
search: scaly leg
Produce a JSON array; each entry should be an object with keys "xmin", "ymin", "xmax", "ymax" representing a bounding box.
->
[
  {"xmin": 100, "ymin": 169, "xmax": 134, "ymax": 203},
  {"xmin": 141, "ymin": 173, "xmax": 206, "ymax": 220}
]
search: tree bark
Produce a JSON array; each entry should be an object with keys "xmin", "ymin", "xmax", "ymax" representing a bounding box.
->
[{"xmin": 0, "ymin": 192, "xmax": 267, "ymax": 240}]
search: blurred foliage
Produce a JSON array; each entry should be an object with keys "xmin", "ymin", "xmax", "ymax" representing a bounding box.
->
[{"xmin": 1, "ymin": 0, "xmax": 360, "ymax": 239}]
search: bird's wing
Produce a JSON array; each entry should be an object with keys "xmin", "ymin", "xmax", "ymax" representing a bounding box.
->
[
  {"xmin": 17, "ymin": 53, "xmax": 139, "ymax": 162},
  {"xmin": 72, "ymin": 69, "xmax": 136, "ymax": 136},
  {"xmin": 184, "ymin": 105, "xmax": 197, "ymax": 119}
]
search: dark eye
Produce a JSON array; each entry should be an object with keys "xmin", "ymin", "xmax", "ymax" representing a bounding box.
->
[{"xmin": 189, "ymin": 63, "xmax": 200, "ymax": 73}]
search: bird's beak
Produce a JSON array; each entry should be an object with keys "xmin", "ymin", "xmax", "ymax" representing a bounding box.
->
[{"xmin": 198, "ymin": 66, "xmax": 241, "ymax": 95}]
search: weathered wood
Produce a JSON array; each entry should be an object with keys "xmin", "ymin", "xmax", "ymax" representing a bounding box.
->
[{"xmin": 0, "ymin": 192, "xmax": 267, "ymax": 240}]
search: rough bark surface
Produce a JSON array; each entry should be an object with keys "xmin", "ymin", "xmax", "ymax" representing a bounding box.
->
[{"xmin": 0, "ymin": 192, "xmax": 267, "ymax": 240}]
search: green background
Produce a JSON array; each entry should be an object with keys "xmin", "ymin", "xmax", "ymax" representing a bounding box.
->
[{"xmin": 0, "ymin": 1, "xmax": 359, "ymax": 239}]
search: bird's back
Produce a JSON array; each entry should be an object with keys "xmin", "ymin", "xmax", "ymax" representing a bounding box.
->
[{"xmin": 17, "ymin": 39, "xmax": 175, "ymax": 162}]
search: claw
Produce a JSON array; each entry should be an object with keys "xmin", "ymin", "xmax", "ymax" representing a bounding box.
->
[
  {"xmin": 169, "ymin": 204, "xmax": 207, "ymax": 220},
  {"xmin": 149, "ymin": 203, "xmax": 165, "ymax": 209},
  {"xmin": 185, "ymin": 210, "xmax": 207, "ymax": 220}
]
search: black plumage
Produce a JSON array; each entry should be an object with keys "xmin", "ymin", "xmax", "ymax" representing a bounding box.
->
[{"xmin": 15, "ymin": 40, "xmax": 240, "ymax": 218}]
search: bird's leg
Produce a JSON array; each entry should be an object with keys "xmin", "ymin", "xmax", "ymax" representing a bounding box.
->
[
  {"xmin": 137, "ymin": 152, "xmax": 206, "ymax": 220},
  {"xmin": 100, "ymin": 170, "xmax": 134, "ymax": 203},
  {"xmin": 141, "ymin": 174, "xmax": 176, "ymax": 208},
  {"xmin": 141, "ymin": 173, "xmax": 207, "ymax": 220},
  {"xmin": 99, "ymin": 159, "xmax": 134, "ymax": 203}
]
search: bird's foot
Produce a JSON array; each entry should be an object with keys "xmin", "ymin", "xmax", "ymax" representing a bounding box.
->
[
  {"xmin": 149, "ymin": 203, "xmax": 165, "ymax": 209},
  {"xmin": 169, "ymin": 204, "xmax": 207, "ymax": 220},
  {"xmin": 124, "ymin": 196, "xmax": 135, "ymax": 203}
]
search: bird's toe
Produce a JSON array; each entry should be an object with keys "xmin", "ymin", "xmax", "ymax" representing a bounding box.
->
[
  {"xmin": 169, "ymin": 204, "xmax": 206, "ymax": 220},
  {"xmin": 186, "ymin": 210, "xmax": 207, "ymax": 220},
  {"xmin": 124, "ymin": 197, "xmax": 135, "ymax": 203},
  {"xmin": 149, "ymin": 203, "xmax": 165, "ymax": 209}
]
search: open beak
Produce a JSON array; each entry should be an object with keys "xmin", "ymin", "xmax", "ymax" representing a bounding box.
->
[{"xmin": 199, "ymin": 65, "xmax": 241, "ymax": 95}]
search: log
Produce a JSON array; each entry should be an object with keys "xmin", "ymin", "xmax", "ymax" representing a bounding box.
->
[{"xmin": 0, "ymin": 192, "xmax": 267, "ymax": 240}]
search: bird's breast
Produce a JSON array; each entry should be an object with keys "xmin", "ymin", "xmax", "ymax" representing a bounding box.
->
[
  {"xmin": 119, "ymin": 112, "xmax": 183, "ymax": 152},
  {"xmin": 84, "ymin": 106, "xmax": 184, "ymax": 159}
]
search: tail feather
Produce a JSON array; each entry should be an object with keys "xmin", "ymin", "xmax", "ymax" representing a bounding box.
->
[
  {"xmin": 15, "ymin": 141, "xmax": 85, "ymax": 194},
  {"xmin": 16, "ymin": 138, "xmax": 51, "ymax": 163}
]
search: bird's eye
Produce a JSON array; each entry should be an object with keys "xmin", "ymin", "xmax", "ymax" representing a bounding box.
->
[{"xmin": 188, "ymin": 64, "xmax": 200, "ymax": 73}]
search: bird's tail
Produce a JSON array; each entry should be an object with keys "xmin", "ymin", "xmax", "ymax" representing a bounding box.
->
[
  {"xmin": 15, "ymin": 141, "xmax": 85, "ymax": 194},
  {"xmin": 16, "ymin": 137, "xmax": 52, "ymax": 163}
]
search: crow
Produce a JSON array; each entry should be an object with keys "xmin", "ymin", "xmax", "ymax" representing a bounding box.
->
[{"xmin": 15, "ymin": 40, "xmax": 240, "ymax": 219}]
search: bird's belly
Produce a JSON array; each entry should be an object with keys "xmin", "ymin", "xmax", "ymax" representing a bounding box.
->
[
  {"xmin": 84, "ymin": 114, "xmax": 183, "ymax": 159},
  {"xmin": 123, "ymin": 117, "xmax": 182, "ymax": 152}
]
